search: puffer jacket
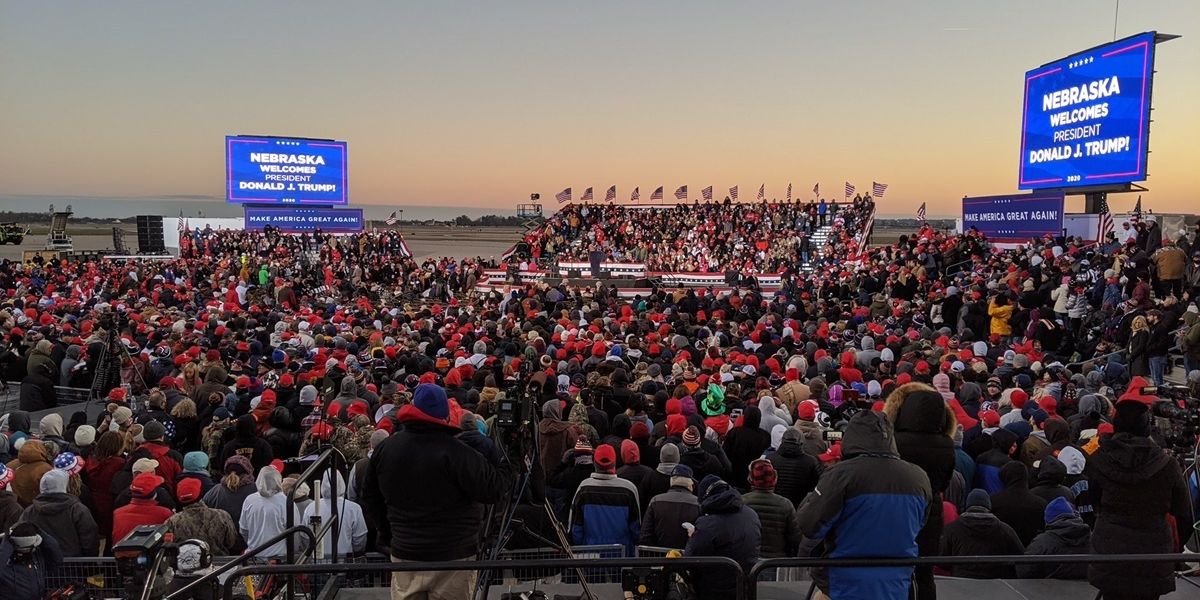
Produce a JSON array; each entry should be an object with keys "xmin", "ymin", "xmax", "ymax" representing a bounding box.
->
[
  {"xmin": 722, "ymin": 407, "xmax": 771, "ymax": 491},
  {"xmin": 683, "ymin": 480, "xmax": 761, "ymax": 600},
  {"xmin": 765, "ymin": 435, "xmax": 822, "ymax": 509},
  {"xmin": 796, "ymin": 411, "xmax": 932, "ymax": 600},
  {"xmin": 638, "ymin": 485, "xmax": 699, "ymax": 550},
  {"xmin": 6, "ymin": 440, "xmax": 51, "ymax": 507},
  {"xmin": 741, "ymin": 489, "xmax": 800, "ymax": 558},
  {"xmin": 0, "ymin": 534, "xmax": 63, "ymax": 600},
  {"xmin": 884, "ymin": 385, "xmax": 956, "ymax": 566},
  {"xmin": 1086, "ymin": 432, "xmax": 1192, "ymax": 598}
]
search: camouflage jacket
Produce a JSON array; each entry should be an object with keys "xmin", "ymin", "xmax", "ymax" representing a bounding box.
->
[{"xmin": 165, "ymin": 502, "xmax": 240, "ymax": 555}]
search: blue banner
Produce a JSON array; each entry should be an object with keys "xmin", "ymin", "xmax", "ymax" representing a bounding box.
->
[
  {"xmin": 1018, "ymin": 32, "xmax": 1156, "ymax": 190},
  {"xmin": 226, "ymin": 136, "xmax": 348, "ymax": 205},
  {"xmin": 962, "ymin": 192, "xmax": 1064, "ymax": 241},
  {"xmin": 244, "ymin": 207, "xmax": 364, "ymax": 233}
]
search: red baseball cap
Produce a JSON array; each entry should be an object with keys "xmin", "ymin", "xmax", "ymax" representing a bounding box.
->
[
  {"xmin": 1117, "ymin": 376, "xmax": 1157, "ymax": 406},
  {"xmin": 594, "ymin": 444, "xmax": 616, "ymax": 469}
]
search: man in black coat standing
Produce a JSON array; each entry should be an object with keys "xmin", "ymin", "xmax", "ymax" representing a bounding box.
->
[
  {"xmin": 17, "ymin": 362, "xmax": 56, "ymax": 412},
  {"xmin": 363, "ymin": 384, "xmax": 511, "ymax": 600},
  {"xmin": 765, "ymin": 428, "xmax": 821, "ymax": 508},
  {"xmin": 1086, "ymin": 380, "xmax": 1193, "ymax": 600},
  {"xmin": 884, "ymin": 384, "xmax": 957, "ymax": 600},
  {"xmin": 722, "ymin": 406, "xmax": 771, "ymax": 491}
]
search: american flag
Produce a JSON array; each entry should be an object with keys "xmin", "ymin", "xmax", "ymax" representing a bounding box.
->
[
  {"xmin": 757, "ymin": 184, "xmax": 765, "ymax": 201},
  {"xmin": 1132, "ymin": 195, "xmax": 1143, "ymax": 221},
  {"xmin": 651, "ymin": 186, "xmax": 664, "ymax": 201},
  {"xmin": 604, "ymin": 185, "xmax": 616, "ymax": 202},
  {"xmin": 581, "ymin": 187, "xmax": 593, "ymax": 202},
  {"xmin": 845, "ymin": 182, "xmax": 855, "ymax": 198},
  {"xmin": 702, "ymin": 185, "xmax": 713, "ymax": 201},
  {"xmin": 916, "ymin": 202, "xmax": 927, "ymax": 224},
  {"xmin": 675, "ymin": 185, "xmax": 687, "ymax": 200},
  {"xmin": 786, "ymin": 183, "xmax": 792, "ymax": 201},
  {"xmin": 555, "ymin": 187, "xmax": 571, "ymax": 203},
  {"xmin": 812, "ymin": 183, "xmax": 819, "ymax": 196},
  {"xmin": 729, "ymin": 185, "xmax": 738, "ymax": 201},
  {"xmin": 872, "ymin": 182, "xmax": 888, "ymax": 198},
  {"xmin": 1097, "ymin": 195, "xmax": 1114, "ymax": 241},
  {"xmin": 177, "ymin": 212, "xmax": 185, "ymax": 232},
  {"xmin": 384, "ymin": 210, "xmax": 398, "ymax": 225},
  {"xmin": 631, "ymin": 187, "xmax": 640, "ymax": 202}
]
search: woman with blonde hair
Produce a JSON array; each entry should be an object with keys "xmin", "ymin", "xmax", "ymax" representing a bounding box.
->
[
  {"xmin": 883, "ymin": 382, "xmax": 957, "ymax": 600},
  {"xmin": 1127, "ymin": 315, "xmax": 1151, "ymax": 377}
]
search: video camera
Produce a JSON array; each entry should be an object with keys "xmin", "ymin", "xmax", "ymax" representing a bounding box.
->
[
  {"xmin": 113, "ymin": 525, "xmax": 176, "ymax": 600},
  {"xmin": 1145, "ymin": 385, "xmax": 1200, "ymax": 462}
]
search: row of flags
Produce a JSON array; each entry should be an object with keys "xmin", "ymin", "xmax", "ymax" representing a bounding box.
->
[{"xmin": 554, "ymin": 182, "xmax": 890, "ymax": 204}]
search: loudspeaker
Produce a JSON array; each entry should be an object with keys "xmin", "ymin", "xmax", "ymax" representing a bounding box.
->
[{"xmin": 136, "ymin": 215, "xmax": 165, "ymax": 254}]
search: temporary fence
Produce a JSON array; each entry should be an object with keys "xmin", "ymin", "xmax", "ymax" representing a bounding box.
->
[{"xmin": 0, "ymin": 382, "xmax": 94, "ymax": 417}]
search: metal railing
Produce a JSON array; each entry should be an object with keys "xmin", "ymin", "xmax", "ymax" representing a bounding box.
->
[
  {"xmin": 208, "ymin": 551, "xmax": 1198, "ymax": 600},
  {"xmin": 0, "ymin": 382, "xmax": 94, "ymax": 416},
  {"xmin": 284, "ymin": 447, "xmax": 343, "ymax": 598},
  {"xmin": 221, "ymin": 556, "xmax": 747, "ymax": 600}
]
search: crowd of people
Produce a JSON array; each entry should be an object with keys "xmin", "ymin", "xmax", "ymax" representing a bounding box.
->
[
  {"xmin": 0, "ymin": 199, "xmax": 1198, "ymax": 600},
  {"xmin": 517, "ymin": 197, "xmax": 873, "ymax": 274}
]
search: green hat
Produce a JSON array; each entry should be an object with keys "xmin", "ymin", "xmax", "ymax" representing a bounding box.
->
[{"xmin": 702, "ymin": 384, "xmax": 726, "ymax": 416}]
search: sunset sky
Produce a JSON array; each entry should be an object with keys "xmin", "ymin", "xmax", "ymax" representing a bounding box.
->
[{"xmin": 2, "ymin": 1, "xmax": 1197, "ymax": 217}]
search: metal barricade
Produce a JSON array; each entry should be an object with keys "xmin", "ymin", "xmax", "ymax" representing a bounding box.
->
[
  {"xmin": 635, "ymin": 545, "xmax": 677, "ymax": 557},
  {"xmin": 496, "ymin": 544, "xmax": 625, "ymax": 584},
  {"xmin": 0, "ymin": 382, "xmax": 94, "ymax": 417}
]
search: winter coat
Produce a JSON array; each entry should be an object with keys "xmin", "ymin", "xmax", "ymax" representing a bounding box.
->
[
  {"xmin": 17, "ymin": 370, "xmax": 55, "ymax": 412},
  {"xmin": 793, "ymin": 419, "xmax": 828, "ymax": 456},
  {"xmin": 638, "ymin": 485, "xmax": 700, "ymax": 550},
  {"xmin": 18, "ymin": 492, "xmax": 99, "ymax": 557},
  {"xmin": 537, "ymin": 416, "xmax": 579, "ymax": 476},
  {"xmin": 989, "ymin": 461, "xmax": 1047, "ymax": 546},
  {"xmin": 83, "ymin": 455, "xmax": 124, "ymax": 538},
  {"xmin": 362, "ymin": 414, "xmax": 510, "ymax": 561},
  {"xmin": 569, "ymin": 472, "xmax": 641, "ymax": 554},
  {"xmin": 112, "ymin": 497, "xmax": 174, "ymax": 543},
  {"xmin": 1086, "ymin": 432, "xmax": 1193, "ymax": 598},
  {"xmin": 6, "ymin": 440, "xmax": 52, "ymax": 507},
  {"xmin": 679, "ymin": 445, "xmax": 724, "ymax": 482},
  {"xmin": 1017, "ymin": 511, "xmax": 1091, "ymax": 579},
  {"xmin": 0, "ymin": 534, "xmax": 62, "ymax": 600},
  {"xmin": 1051, "ymin": 284, "xmax": 1069, "ymax": 314},
  {"xmin": 741, "ymin": 489, "xmax": 800, "ymax": 558},
  {"xmin": 1029, "ymin": 456, "xmax": 1075, "ymax": 505},
  {"xmin": 683, "ymin": 480, "xmax": 761, "ymax": 600},
  {"xmin": 130, "ymin": 441, "xmax": 184, "ymax": 496},
  {"xmin": 774, "ymin": 380, "xmax": 811, "ymax": 412},
  {"xmin": 239, "ymin": 472, "xmax": 303, "ymax": 558},
  {"xmin": 939, "ymin": 507, "xmax": 1024, "ymax": 578},
  {"xmin": 721, "ymin": 407, "xmax": 771, "ymax": 491},
  {"xmin": 1127, "ymin": 329, "xmax": 1150, "ymax": 377},
  {"xmin": 765, "ymin": 437, "xmax": 822, "ymax": 509},
  {"xmin": 219, "ymin": 415, "xmax": 275, "ymax": 474},
  {"xmin": 165, "ymin": 501, "xmax": 240, "ymax": 556},
  {"xmin": 796, "ymin": 411, "xmax": 932, "ymax": 600},
  {"xmin": 973, "ymin": 429, "xmax": 1017, "ymax": 494},
  {"xmin": 1152, "ymin": 244, "xmax": 1187, "ymax": 280},
  {"xmin": 884, "ymin": 386, "xmax": 956, "ymax": 563},
  {"xmin": 0, "ymin": 492, "xmax": 23, "ymax": 534},
  {"xmin": 201, "ymin": 480, "xmax": 256, "ymax": 525}
]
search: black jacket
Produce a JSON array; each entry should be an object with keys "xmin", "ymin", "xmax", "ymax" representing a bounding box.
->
[
  {"xmin": 0, "ymin": 533, "xmax": 62, "ymax": 600},
  {"xmin": 1086, "ymin": 432, "xmax": 1193, "ymax": 597},
  {"xmin": 989, "ymin": 461, "xmax": 1047, "ymax": 546},
  {"xmin": 638, "ymin": 485, "xmax": 700, "ymax": 550},
  {"xmin": 679, "ymin": 445, "xmax": 724, "ymax": 483},
  {"xmin": 939, "ymin": 507, "xmax": 1024, "ymax": 578},
  {"xmin": 1017, "ymin": 513, "xmax": 1091, "ymax": 579},
  {"xmin": 683, "ymin": 480, "xmax": 760, "ymax": 600},
  {"xmin": 18, "ymin": 370, "xmax": 55, "ymax": 412},
  {"xmin": 721, "ymin": 408, "xmax": 771, "ymax": 491},
  {"xmin": 362, "ymin": 416, "xmax": 511, "ymax": 561},
  {"xmin": 741, "ymin": 489, "xmax": 800, "ymax": 558},
  {"xmin": 765, "ymin": 438, "xmax": 821, "ymax": 508},
  {"xmin": 219, "ymin": 415, "xmax": 275, "ymax": 473},
  {"xmin": 1028, "ymin": 456, "xmax": 1075, "ymax": 505},
  {"xmin": 888, "ymin": 388, "xmax": 956, "ymax": 560}
]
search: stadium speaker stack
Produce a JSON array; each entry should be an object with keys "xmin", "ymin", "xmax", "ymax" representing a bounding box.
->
[{"xmin": 136, "ymin": 215, "xmax": 165, "ymax": 254}]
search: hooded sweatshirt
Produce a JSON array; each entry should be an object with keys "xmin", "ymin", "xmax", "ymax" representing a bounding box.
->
[
  {"xmin": 989, "ymin": 461, "xmax": 1047, "ymax": 546},
  {"xmin": 238, "ymin": 467, "xmax": 302, "ymax": 557},
  {"xmin": 302, "ymin": 471, "xmax": 368, "ymax": 558},
  {"xmin": 1029, "ymin": 455, "xmax": 1075, "ymax": 504},
  {"xmin": 722, "ymin": 407, "xmax": 771, "ymax": 491}
]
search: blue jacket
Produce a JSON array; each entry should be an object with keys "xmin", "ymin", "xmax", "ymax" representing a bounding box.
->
[
  {"xmin": 796, "ymin": 411, "xmax": 931, "ymax": 600},
  {"xmin": 569, "ymin": 473, "xmax": 641, "ymax": 554}
]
